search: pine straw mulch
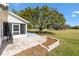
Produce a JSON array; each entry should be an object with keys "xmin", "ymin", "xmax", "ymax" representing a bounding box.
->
[{"xmin": 15, "ymin": 37, "xmax": 57, "ymax": 56}]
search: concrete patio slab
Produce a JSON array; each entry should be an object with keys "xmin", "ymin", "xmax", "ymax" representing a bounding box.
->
[{"xmin": 0, "ymin": 33, "xmax": 46, "ymax": 56}]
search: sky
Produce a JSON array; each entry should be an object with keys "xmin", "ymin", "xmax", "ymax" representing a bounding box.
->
[{"xmin": 9, "ymin": 3, "xmax": 79, "ymax": 26}]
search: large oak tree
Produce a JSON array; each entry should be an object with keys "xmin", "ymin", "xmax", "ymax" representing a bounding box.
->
[{"xmin": 12, "ymin": 5, "xmax": 66, "ymax": 31}]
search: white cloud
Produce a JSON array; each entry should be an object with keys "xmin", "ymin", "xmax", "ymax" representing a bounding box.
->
[
  {"xmin": 72, "ymin": 11, "xmax": 79, "ymax": 18},
  {"xmin": 72, "ymin": 11, "xmax": 79, "ymax": 14},
  {"xmin": 72, "ymin": 14, "xmax": 76, "ymax": 17}
]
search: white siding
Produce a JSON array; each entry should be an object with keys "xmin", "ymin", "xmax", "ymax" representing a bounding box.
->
[{"xmin": 7, "ymin": 14, "xmax": 25, "ymax": 24}]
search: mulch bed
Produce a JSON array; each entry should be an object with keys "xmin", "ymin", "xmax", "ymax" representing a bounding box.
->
[
  {"xmin": 42, "ymin": 37, "xmax": 57, "ymax": 47},
  {"xmin": 15, "ymin": 45, "xmax": 48, "ymax": 56}
]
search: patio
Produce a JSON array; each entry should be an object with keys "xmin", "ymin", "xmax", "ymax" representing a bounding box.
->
[{"xmin": 0, "ymin": 33, "xmax": 46, "ymax": 56}]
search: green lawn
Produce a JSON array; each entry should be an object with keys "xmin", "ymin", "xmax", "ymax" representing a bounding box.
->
[{"xmin": 28, "ymin": 29, "xmax": 79, "ymax": 56}]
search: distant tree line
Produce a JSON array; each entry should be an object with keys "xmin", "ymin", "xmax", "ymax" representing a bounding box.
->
[
  {"xmin": 13, "ymin": 6, "xmax": 78, "ymax": 32},
  {"xmin": 72, "ymin": 26, "xmax": 79, "ymax": 29},
  {"xmin": 66, "ymin": 25, "xmax": 79, "ymax": 29}
]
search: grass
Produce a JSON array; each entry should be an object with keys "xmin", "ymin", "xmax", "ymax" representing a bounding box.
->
[{"xmin": 28, "ymin": 29, "xmax": 79, "ymax": 56}]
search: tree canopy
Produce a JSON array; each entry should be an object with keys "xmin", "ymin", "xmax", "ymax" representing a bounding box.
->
[{"xmin": 12, "ymin": 5, "xmax": 66, "ymax": 31}]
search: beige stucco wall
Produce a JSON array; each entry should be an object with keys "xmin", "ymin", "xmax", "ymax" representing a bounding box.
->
[{"xmin": 0, "ymin": 11, "xmax": 8, "ymax": 21}]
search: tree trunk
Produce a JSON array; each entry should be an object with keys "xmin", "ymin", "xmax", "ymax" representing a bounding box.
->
[
  {"xmin": 39, "ymin": 27, "xmax": 43, "ymax": 33},
  {"xmin": 38, "ymin": 22, "xmax": 44, "ymax": 33}
]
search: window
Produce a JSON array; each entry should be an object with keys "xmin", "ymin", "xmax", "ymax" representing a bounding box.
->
[
  {"xmin": 12, "ymin": 24, "xmax": 20, "ymax": 35},
  {"xmin": 11, "ymin": 23, "xmax": 26, "ymax": 35},
  {"xmin": 20, "ymin": 24, "xmax": 26, "ymax": 34},
  {"xmin": 13, "ymin": 25, "xmax": 19, "ymax": 31}
]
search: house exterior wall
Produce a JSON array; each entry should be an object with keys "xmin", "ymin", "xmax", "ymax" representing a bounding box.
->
[
  {"xmin": 0, "ymin": 11, "xmax": 8, "ymax": 21},
  {"xmin": 7, "ymin": 13, "xmax": 25, "ymax": 24},
  {"xmin": 2, "ymin": 12, "xmax": 27, "ymax": 40},
  {"xmin": 0, "ymin": 10, "xmax": 8, "ymax": 47},
  {"xmin": 0, "ymin": 10, "xmax": 26, "ymax": 24},
  {"xmin": 0, "ymin": 5, "xmax": 28, "ymax": 47}
]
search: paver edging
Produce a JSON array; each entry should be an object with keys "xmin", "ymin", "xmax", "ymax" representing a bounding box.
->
[{"xmin": 40, "ymin": 37, "xmax": 59, "ymax": 52}]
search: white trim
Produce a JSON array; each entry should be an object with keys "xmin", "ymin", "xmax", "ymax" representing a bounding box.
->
[
  {"xmin": 12, "ymin": 23, "xmax": 20, "ymax": 35},
  {"xmin": 12, "ymin": 23, "xmax": 13, "ymax": 35},
  {"xmin": 19, "ymin": 24, "xmax": 20, "ymax": 34},
  {"xmin": 25, "ymin": 24, "xmax": 27, "ymax": 36}
]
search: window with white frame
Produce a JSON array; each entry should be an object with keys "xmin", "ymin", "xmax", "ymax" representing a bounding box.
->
[{"xmin": 12, "ymin": 24, "xmax": 20, "ymax": 35}]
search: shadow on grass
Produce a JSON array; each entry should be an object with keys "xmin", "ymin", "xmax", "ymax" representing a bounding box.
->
[{"xmin": 28, "ymin": 30, "xmax": 55, "ymax": 35}]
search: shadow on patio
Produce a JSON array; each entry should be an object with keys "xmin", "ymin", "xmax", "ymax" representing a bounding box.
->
[{"xmin": 0, "ymin": 39, "xmax": 13, "ymax": 55}]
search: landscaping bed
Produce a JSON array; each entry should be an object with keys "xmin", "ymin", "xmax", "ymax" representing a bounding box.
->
[
  {"xmin": 15, "ymin": 45, "xmax": 48, "ymax": 56},
  {"xmin": 42, "ymin": 37, "xmax": 57, "ymax": 47}
]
